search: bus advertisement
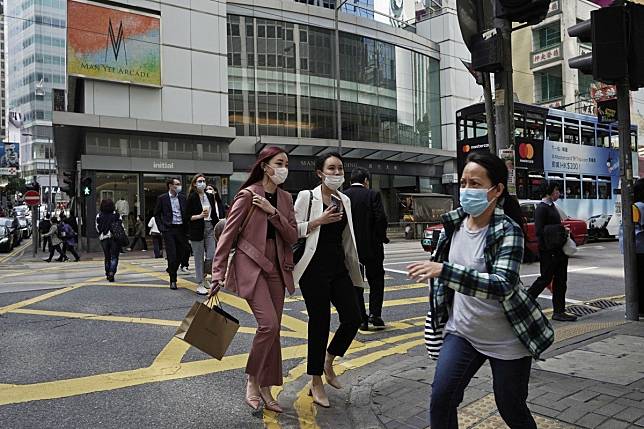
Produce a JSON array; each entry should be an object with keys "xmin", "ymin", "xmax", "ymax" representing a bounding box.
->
[{"xmin": 456, "ymin": 102, "xmax": 639, "ymax": 222}]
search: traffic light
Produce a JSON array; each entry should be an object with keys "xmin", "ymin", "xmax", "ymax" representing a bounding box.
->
[
  {"xmin": 60, "ymin": 171, "xmax": 76, "ymax": 197},
  {"xmin": 494, "ymin": 0, "xmax": 550, "ymax": 25},
  {"xmin": 25, "ymin": 180, "xmax": 40, "ymax": 191},
  {"xmin": 568, "ymin": 3, "xmax": 644, "ymax": 90},
  {"xmin": 80, "ymin": 177, "xmax": 92, "ymax": 197}
]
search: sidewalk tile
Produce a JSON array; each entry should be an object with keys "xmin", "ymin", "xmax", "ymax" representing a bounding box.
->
[
  {"xmin": 596, "ymin": 419, "xmax": 631, "ymax": 429},
  {"xmin": 569, "ymin": 390, "xmax": 602, "ymax": 403},
  {"xmin": 623, "ymin": 392, "xmax": 644, "ymax": 402},
  {"xmin": 635, "ymin": 416, "xmax": 644, "ymax": 427},
  {"xmin": 614, "ymin": 407, "xmax": 644, "ymax": 423},
  {"xmin": 586, "ymin": 395, "xmax": 624, "ymax": 409},
  {"xmin": 576, "ymin": 413, "xmax": 609, "ymax": 429},
  {"xmin": 528, "ymin": 403, "xmax": 562, "ymax": 419},
  {"xmin": 403, "ymin": 414, "xmax": 428, "ymax": 429},
  {"xmin": 557, "ymin": 406, "xmax": 595, "ymax": 424},
  {"xmin": 590, "ymin": 384, "xmax": 630, "ymax": 397},
  {"xmin": 596, "ymin": 403, "xmax": 628, "ymax": 417}
]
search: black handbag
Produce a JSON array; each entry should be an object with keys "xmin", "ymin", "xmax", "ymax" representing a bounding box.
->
[
  {"xmin": 292, "ymin": 190, "xmax": 313, "ymax": 264},
  {"xmin": 109, "ymin": 219, "xmax": 130, "ymax": 247}
]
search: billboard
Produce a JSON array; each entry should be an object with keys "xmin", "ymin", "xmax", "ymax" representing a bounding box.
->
[
  {"xmin": 544, "ymin": 140, "xmax": 619, "ymax": 177},
  {"xmin": 0, "ymin": 143, "xmax": 20, "ymax": 176},
  {"xmin": 67, "ymin": 0, "xmax": 161, "ymax": 87},
  {"xmin": 375, "ymin": 0, "xmax": 415, "ymax": 28}
]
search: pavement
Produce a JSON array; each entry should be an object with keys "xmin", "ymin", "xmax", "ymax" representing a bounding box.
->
[
  {"xmin": 0, "ymin": 237, "xmax": 641, "ymax": 428},
  {"xmin": 284, "ymin": 304, "xmax": 644, "ymax": 429}
]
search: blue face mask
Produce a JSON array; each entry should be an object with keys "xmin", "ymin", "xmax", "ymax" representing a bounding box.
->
[{"xmin": 459, "ymin": 187, "xmax": 495, "ymax": 217}]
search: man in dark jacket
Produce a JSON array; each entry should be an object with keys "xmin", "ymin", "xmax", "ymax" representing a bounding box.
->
[
  {"xmin": 39, "ymin": 213, "xmax": 52, "ymax": 252},
  {"xmin": 344, "ymin": 167, "xmax": 389, "ymax": 331},
  {"xmin": 527, "ymin": 182, "xmax": 577, "ymax": 322},
  {"xmin": 154, "ymin": 178, "xmax": 189, "ymax": 290}
]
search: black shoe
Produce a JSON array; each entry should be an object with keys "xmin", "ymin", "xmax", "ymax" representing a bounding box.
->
[
  {"xmin": 552, "ymin": 312, "xmax": 577, "ymax": 322},
  {"xmin": 107, "ymin": 272, "xmax": 115, "ymax": 282},
  {"xmin": 369, "ymin": 316, "xmax": 386, "ymax": 330},
  {"xmin": 170, "ymin": 281, "xmax": 178, "ymax": 290},
  {"xmin": 359, "ymin": 321, "xmax": 369, "ymax": 332},
  {"xmin": 43, "ymin": 258, "xmax": 51, "ymax": 263}
]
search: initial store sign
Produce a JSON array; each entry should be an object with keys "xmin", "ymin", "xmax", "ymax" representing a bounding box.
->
[{"xmin": 153, "ymin": 161, "xmax": 175, "ymax": 169}]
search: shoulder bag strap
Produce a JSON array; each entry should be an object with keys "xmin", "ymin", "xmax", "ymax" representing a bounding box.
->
[{"xmin": 306, "ymin": 190, "xmax": 313, "ymax": 222}]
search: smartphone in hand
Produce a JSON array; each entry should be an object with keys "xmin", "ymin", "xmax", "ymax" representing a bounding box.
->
[{"xmin": 330, "ymin": 194, "xmax": 343, "ymax": 213}]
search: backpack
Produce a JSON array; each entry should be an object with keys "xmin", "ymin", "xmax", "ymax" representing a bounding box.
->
[{"xmin": 109, "ymin": 219, "xmax": 130, "ymax": 247}]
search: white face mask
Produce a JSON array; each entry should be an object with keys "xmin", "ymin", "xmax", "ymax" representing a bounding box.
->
[
  {"xmin": 323, "ymin": 174, "xmax": 345, "ymax": 191},
  {"xmin": 206, "ymin": 189, "xmax": 214, "ymax": 195},
  {"xmin": 268, "ymin": 167, "xmax": 288, "ymax": 185},
  {"xmin": 175, "ymin": 186, "xmax": 182, "ymax": 194},
  {"xmin": 196, "ymin": 182, "xmax": 206, "ymax": 191}
]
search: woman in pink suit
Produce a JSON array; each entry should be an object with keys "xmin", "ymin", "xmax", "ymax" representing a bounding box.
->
[{"xmin": 210, "ymin": 146, "xmax": 297, "ymax": 413}]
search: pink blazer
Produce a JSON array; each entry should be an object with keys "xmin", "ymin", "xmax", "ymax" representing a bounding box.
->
[{"xmin": 211, "ymin": 183, "xmax": 298, "ymax": 299}]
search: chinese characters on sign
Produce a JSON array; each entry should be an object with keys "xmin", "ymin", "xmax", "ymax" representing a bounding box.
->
[
  {"xmin": 544, "ymin": 140, "xmax": 618, "ymax": 176},
  {"xmin": 532, "ymin": 46, "xmax": 561, "ymax": 67}
]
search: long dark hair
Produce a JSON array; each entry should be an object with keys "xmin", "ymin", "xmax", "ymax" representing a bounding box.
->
[
  {"xmin": 239, "ymin": 146, "xmax": 287, "ymax": 190},
  {"xmin": 465, "ymin": 151, "xmax": 524, "ymax": 228},
  {"xmin": 99, "ymin": 199, "xmax": 115, "ymax": 214}
]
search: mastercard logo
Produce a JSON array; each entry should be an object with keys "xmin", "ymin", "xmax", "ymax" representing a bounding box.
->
[
  {"xmin": 462, "ymin": 145, "xmax": 471, "ymax": 153},
  {"xmin": 518, "ymin": 143, "xmax": 534, "ymax": 159}
]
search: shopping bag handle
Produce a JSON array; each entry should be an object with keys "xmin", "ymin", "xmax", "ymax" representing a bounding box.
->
[{"xmin": 205, "ymin": 293, "xmax": 230, "ymax": 325}]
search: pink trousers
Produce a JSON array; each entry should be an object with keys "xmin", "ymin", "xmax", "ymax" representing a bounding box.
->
[{"xmin": 245, "ymin": 239, "xmax": 285, "ymax": 387}]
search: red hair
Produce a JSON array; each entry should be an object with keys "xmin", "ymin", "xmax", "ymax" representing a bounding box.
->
[{"xmin": 239, "ymin": 146, "xmax": 287, "ymax": 190}]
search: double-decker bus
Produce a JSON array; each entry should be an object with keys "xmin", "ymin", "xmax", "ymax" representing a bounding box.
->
[{"xmin": 456, "ymin": 102, "xmax": 639, "ymax": 222}]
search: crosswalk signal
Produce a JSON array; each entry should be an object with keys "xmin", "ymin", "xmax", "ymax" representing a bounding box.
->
[
  {"xmin": 81, "ymin": 177, "xmax": 92, "ymax": 197},
  {"xmin": 568, "ymin": 3, "xmax": 644, "ymax": 90}
]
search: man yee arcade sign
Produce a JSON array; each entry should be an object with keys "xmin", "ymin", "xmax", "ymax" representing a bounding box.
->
[{"xmin": 67, "ymin": 0, "xmax": 161, "ymax": 87}]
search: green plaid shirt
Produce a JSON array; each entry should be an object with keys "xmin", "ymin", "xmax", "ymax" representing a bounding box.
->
[{"xmin": 429, "ymin": 206, "xmax": 555, "ymax": 359}]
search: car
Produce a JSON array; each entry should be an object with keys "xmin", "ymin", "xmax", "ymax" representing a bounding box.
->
[
  {"xmin": 587, "ymin": 214, "xmax": 613, "ymax": 240},
  {"xmin": 0, "ymin": 217, "xmax": 21, "ymax": 247},
  {"xmin": 17, "ymin": 217, "xmax": 30, "ymax": 239},
  {"xmin": 0, "ymin": 225, "xmax": 13, "ymax": 252},
  {"xmin": 420, "ymin": 201, "xmax": 588, "ymax": 262}
]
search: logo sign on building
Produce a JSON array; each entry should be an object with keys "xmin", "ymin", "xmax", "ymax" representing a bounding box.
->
[
  {"xmin": 515, "ymin": 139, "xmax": 544, "ymax": 170},
  {"xmin": 531, "ymin": 45, "xmax": 562, "ymax": 68},
  {"xmin": 375, "ymin": 0, "xmax": 415, "ymax": 28},
  {"xmin": 0, "ymin": 143, "xmax": 20, "ymax": 175},
  {"xmin": 597, "ymin": 98, "xmax": 618, "ymax": 123},
  {"xmin": 457, "ymin": 136, "xmax": 489, "ymax": 176},
  {"xmin": 67, "ymin": 0, "xmax": 161, "ymax": 87},
  {"xmin": 544, "ymin": 140, "xmax": 619, "ymax": 176}
]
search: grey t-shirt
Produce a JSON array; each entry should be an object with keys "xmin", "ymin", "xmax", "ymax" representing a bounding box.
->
[{"xmin": 444, "ymin": 221, "xmax": 530, "ymax": 360}]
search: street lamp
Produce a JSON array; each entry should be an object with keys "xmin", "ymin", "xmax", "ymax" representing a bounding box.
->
[
  {"xmin": 334, "ymin": 0, "xmax": 350, "ymax": 156},
  {"xmin": 34, "ymin": 80, "xmax": 54, "ymax": 214}
]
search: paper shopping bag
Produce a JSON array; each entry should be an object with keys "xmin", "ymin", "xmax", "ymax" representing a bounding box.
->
[{"xmin": 175, "ymin": 299, "xmax": 239, "ymax": 360}]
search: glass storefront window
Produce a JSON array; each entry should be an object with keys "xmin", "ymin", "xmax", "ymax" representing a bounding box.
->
[
  {"xmin": 227, "ymin": 14, "xmax": 441, "ymax": 148},
  {"xmin": 96, "ymin": 173, "xmax": 140, "ymax": 235}
]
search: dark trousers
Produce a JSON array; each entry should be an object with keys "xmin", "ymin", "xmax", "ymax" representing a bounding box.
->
[
  {"xmin": 100, "ymin": 238, "xmax": 120, "ymax": 275},
  {"xmin": 300, "ymin": 269, "xmax": 362, "ymax": 376},
  {"xmin": 163, "ymin": 227, "xmax": 188, "ymax": 282},
  {"xmin": 430, "ymin": 334, "xmax": 536, "ymax": 429},
  {"xmin": 48, "ymin": 244, "xmax": 64, "ymax": 261},
  {"xmin": 42, "ymin": 235, "xmax": 52, "ymax": 252},
  {"xmin": 527, "ymin": 250, "xmax": 568, "ymax": 314},
  {"xmin": 63, "ymin": 243, "xmax": 80, "ymax": 261},
  {"xmin": 355, "ymin": 254, "xmax": 386, "ymax": 321},
  {"xmin": 638, "ymin": 254, "xmax": 644, "ymax": 314},
  {"xmin": 180, "ymin": 242, "xmax": 191, "ymax": 268},
  {"xmin": 130, "ymin": 236, "xmax": 148, "ymax": 250},
  {"xmin": 152, "ymin": 234, "xmax": 163, "ymax": 258}
]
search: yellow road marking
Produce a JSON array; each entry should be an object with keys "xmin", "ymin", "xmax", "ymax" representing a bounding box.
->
[
  {"xmin": 284, "ymin": 283, "xmax": 427, "ymax": 303},
  {"xmin": 0, "ymin": 239, "xmax": 32, "ymax": 264},
  {"xmin": 321, "ymin": 296, "xmax": 428, "ymax": 315},
  {"xmin": 0, "ymin": 285, "xmax": 84, "ymax": 315}
]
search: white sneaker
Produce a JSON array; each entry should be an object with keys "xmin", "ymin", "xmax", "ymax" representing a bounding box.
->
[
  {"xmin": 179, "ymin": 267, "xmax": 191, "ymax": 274},
  {"xmin": 202, "ymin": 280, "xmax": 211, "ymax": 290},
  {"xmin": 141, "ymin": 249, "xmax": 147, "ymax": 252},
  {"xmin": 196, "ymin": 284, "xmax": 208, "ymax": 295}
]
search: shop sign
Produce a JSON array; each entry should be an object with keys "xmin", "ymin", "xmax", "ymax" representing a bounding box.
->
[
  {"xmin": 547, "ymin": 1, "xmax": 561, "ymax": 16},
  {"xmin": 544, "ymin": 140, "xmax": 619, "ymax": 176},
  {"xmin": 457, "ymin": 136, "xmax": 489, "ymax": 176},
  {"xmin": 499, "ymin": 148, "xmax": 516, "ymax": 195},
  {"xmin": 515, "ymin": 139, "xmax": 544, "ymax": 171},
  {"xmin": 152, "ymin": 161, "xmax": 175, "ymax": 170},
  {"xmin": 67, "ymin": 0, "xmax": 161, "ymax": 87},
  {"xmin": 539, "ymin": 98, "xmax": 563, "ymax": 109},
  {"xmin": 531, "ymin": 45, "xmax": 562, "ymax": 68},
  {"xmin": 0, "ymin": 142, "xmax": 20, "ymax": 175},
  {"xmin": 597, "ymin": 98, "xmax": 618, "ymax": 123}
]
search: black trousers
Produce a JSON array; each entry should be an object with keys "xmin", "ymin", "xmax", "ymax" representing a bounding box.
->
[
  {"xmin": 300, "ymin": 268, "xmax": 362, "ymax": 376},
  {"xmin": 48, "ymin": 244, "xmax": 63, "ymax": 261},
  {"xmin": 527, "ymin": 250, "xmax": 568, "ymax": 314},
  {"xmin": 130, "ymin": 236, "xmax": 148, "ymax": 250},
  {"xmin": 355, "ymin": 252, "xmax": 386, "ymax": 321},
  {"xmin": 42, "ymin": 235, "xmax": 52, "ymax": 252},
  {"xmin": 638, "ymin": 253, "xmax": 644, "ymax": 314},
  {"xmin": 62, "ymin": 243, "xmax": 80, "ymax": 261},
  {"xmin": 163, "ymin": 227, "xmax": 188, "ymax": 282}
]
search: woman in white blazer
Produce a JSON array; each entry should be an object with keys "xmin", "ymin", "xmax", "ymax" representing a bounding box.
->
[{"xmin": 293, "ymin": 151, "xmax": 365, "ymax": 408}]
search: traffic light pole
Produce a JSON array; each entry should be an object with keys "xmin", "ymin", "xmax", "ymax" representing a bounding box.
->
[
  {"xmin": 493, "ymin": 17, "xmax": 515, "ymax": 153},
  {"xmin": 617, "ymin": 79, "xmax": 639, "ymax": 321},
  {"xmin": 32, "ymin": 205, "xmax": 38, "ymax": 257}
]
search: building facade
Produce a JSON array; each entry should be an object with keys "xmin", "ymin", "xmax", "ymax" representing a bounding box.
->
[
  {"xmin": 48, "ymin": 0, "xmax": 457, "ymax": 246},
  {"xmin": 512, "ymin": 0, "xmax": 644, "ymax": 147},
  {"xmin": 1, "ymin": 0, "xmax": 6, "ymax": 141},
  {"xmin": 6, "ymin": 0, "xmax": 64, "ymax": 198}
]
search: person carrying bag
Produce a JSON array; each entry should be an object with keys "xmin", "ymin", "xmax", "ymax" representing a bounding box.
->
[{"xmin": 209, "ymin": 146, "xmax": 297, "ymax": 414}]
